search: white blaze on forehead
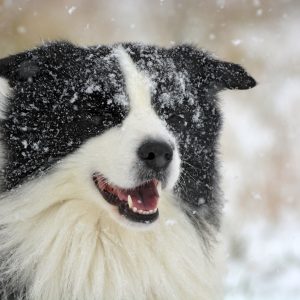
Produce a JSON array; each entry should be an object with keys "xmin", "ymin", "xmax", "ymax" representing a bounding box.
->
[{"xmin": 115, "ymin": 47, "xmax": 152, "ymax": 111}]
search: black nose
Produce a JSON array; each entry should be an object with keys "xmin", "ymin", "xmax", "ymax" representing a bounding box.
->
[{"xmin": 138, "ymin": 141, "xmax": 173, "ymax": 171}]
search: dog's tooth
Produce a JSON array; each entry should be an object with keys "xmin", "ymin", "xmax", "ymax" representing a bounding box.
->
[
  {"xmin": 157, "ymin": 182, "xmax": 162, "ymax": 195},
  {"xmin": 138, "ymin": 210, "xmax": 143, "ymax": 214},
  {"xmin": 133, "ymin": 207, "xmax": 138, "ymax": 212},
  {"xmin": 128, "ymin": 195, "xmax": 133, "ymax": 208}
]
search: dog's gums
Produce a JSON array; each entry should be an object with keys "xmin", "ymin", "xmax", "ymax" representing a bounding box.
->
[{"xmin": 93, "ymin": 173, "xmax": 160, "ymax": 223}]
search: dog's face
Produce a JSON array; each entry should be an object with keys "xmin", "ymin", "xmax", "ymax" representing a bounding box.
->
[{"xmin": 0, "ymin": 42, "xmax": 255, "ymax": 226}]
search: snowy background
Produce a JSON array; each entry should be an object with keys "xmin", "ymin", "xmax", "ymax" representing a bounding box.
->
[{"xmin": 0, "ymin": 0, "xmax": 299, "ymax": 299}]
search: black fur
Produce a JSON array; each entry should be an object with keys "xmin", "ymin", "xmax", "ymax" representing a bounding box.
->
[{"xmin": 0, "ymin": 42, "xmax": 129, "ymax": 190}]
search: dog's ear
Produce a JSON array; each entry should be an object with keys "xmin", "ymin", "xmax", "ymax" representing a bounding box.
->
[
  {"xmin": 0, "ymin": 53, "xmax": 40, "ymax": 83},
  {"xmin": 170, "ymin": 45, "xmax": 256, "ymax": 91},
  {"xmin": 208, "ymin": 58, "xmax": 256, "ymax": 90},
  {"xmin": 0, "ymin": 55, "xmax": 13, "ymax": 79}
]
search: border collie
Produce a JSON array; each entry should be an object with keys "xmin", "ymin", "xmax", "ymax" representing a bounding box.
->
[{"xmin": 0, "ymin": 42, "xmax": 255, "ymax": 300}]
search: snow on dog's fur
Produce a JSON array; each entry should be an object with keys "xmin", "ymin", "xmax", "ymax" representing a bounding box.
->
[{"xmin": 0, "ymin": 42, "xmax": 255, "ymax": 300}]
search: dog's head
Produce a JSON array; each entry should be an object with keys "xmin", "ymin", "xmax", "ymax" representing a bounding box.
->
[{"xmin": 0, "ymin": 42, "xmax": 255, "ymax": 226}]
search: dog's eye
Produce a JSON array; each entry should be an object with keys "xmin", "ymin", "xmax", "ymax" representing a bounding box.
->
[
  {"xmin": 167, "ymin": 114, "xmax": 185, "ymax": 124},
  {"xmin": 166, "ymin": 114, "xmax": 187, "ymax": 130}
]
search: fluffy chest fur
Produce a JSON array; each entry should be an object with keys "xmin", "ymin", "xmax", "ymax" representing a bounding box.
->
[
  {"xmin": 0, "ymin": 169, "xmax": 223, "ymax": 300},
  {"xmin": 0, "ymin": 42, "xmax": 255, "ymax": 299}
]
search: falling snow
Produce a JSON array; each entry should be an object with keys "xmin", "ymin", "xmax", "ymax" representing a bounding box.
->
[
  {"xmin": 0, "ymin": 1, "xmax": 299, "ymax": 298},
  {"xmin": 67, "ymin": 6, "xmax": 77, "ymax": 15}
]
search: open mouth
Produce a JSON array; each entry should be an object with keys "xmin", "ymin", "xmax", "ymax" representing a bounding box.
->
[{"xmin": 93, "ymin": 173, "xmax": 160, "ymax": 224}]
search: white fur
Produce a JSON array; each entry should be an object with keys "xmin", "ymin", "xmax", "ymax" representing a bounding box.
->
[
  {"xmin": 0, "ymin": 49, "xmax": 223, "ymax": 299},
  {"xmin": 0, "ymin": 159, "xmax": 223, "ymax": 299},
  {"xmin": 116, "ymin": 47, "xmax": 152, "ymax": 111},
  {"xmin": 0, "ymin": 77, "xmax": 10, "ymax": 169},
  {"xmin": 0, "ymin": 77, "xmax": 10, "ymax": 120}
]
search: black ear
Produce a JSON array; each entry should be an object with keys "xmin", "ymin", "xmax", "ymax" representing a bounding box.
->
[
  {"xmin": 210, "ymin": 59, "xmax": 256, "ymax": 90},
  {"xmin": 170, "ymin": 45, "xmax": 256, "ymax": 92},
  {"xmin": 0, "ymin": 56, "xmax": 13, "ymax": 79},
  {"xmin": 0, "ymin": 53, "xmax": 40, "ymax": 82}
]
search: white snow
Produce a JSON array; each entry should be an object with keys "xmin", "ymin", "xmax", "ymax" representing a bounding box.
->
[
  {"xmin": 21, "ymin": 140, "xmax": 28, "ymax": 149},
  {"xmin": 256, "ymin": 9, "xmax": 263, "ymax": 16},
  {"xmin": 17, "ymin": 26, "xmax": 27, "ymax": 34},
  {"xmin": 67, "ymin": 6, "xmax": 77, "ymax": 15},
  {"xmin": 69, "ymin": 93, "xmax": 78, "ymax": 104},
  {"xmin": 224, "ymin": 214, "xmax": 300, "ymax": 300},
  {"xmin": 231, "ymin": 39, "xmax": 242, "ymax": 46}
]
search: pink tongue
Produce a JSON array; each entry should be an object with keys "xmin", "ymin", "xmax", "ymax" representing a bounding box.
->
[{"xmin": 118, "ymin": 181, "xmax": 159, "ymax": 211}]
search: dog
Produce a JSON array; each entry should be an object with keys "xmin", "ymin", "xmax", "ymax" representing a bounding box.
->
[{"xmin": 0, "ymin": 42, "xmax": 255, "ymax": 300}]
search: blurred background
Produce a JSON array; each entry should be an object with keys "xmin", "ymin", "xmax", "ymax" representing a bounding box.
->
[{"xmin": 0, "ymin": 0, "xmax": 299, "ymax": 299}]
